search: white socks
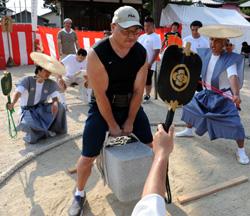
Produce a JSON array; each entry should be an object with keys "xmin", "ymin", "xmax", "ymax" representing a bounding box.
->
[
  {"xmin": 237, "ymin": 147, "xmax": 247, "ymax": 157},
  {"xmin": 175, "ymin": 127, "xmax": 194, "ymax": 137},
  {"xmin": 236, "ymin": 147, "xmax": 249, "ymax": 165},
  {"xmin": 75, "ymin": 188, "xmax": 85, "ymax": 197}
]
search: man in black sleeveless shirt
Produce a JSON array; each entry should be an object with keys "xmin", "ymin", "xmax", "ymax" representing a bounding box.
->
[{"xmin": 68, "ymin": 6, "xmax": 153, "ymax": 215}]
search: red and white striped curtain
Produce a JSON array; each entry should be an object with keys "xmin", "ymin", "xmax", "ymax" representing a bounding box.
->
[{"xmin": 0, "ymin": 23, "xmax": 180, "ymax": 69}]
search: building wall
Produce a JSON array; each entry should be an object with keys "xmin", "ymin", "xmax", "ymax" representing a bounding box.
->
[
  {"xmin": 61, "ymin": 1, "xmax": 143, "ymax": 30},
  {"xmin": 42, "ymin": 13, "xmax": 61, "ymax": 27}
]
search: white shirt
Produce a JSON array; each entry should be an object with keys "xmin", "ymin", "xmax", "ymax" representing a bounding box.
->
[
  {"xmin": 61, "ymin": 54, "xmax": 87, "ymax": 77},
  {"xmin": 62, "ymin": 28, "xmax": 73, "ymax": 34},
  {"xmin": 16, "ymin": 82, "xmax": 59, "ymax": 107},
  {"xmin": 138, "ymin": 33, "xmax": 161, "ymax": 70},
  {"xmin": 205, "ymin": 54, "xmax": 238, "ymax": 94},
  {"xmin": 183, "ymin": 35, "xmax": 209, "ymax": 53},
  {"xmin": 131, "ymin": 194, "xmax": 166, "ymax": 216}
]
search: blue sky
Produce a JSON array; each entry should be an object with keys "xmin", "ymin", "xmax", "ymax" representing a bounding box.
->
[{"xmin": 7, "ymin": 0, "xmax": 51, "ymax": 16}]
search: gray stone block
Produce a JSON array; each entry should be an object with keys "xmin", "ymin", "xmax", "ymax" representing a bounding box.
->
[{"xmin": 104, "ymin": 142, "xmax": 153, "ymax": 202}]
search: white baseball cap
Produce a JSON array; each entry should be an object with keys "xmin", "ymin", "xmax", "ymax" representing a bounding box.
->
[
  {"xmin": 112, "ymin": 6, "xmax": 141, "ymax": 28},
  {"xmin": 63, "ymin": 18, "xmax": 72, "ymax": 24}
]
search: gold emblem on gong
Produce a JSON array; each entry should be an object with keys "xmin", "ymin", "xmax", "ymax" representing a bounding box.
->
[{"xmin": 170, "ymin": 64, "xmax": 190, "ymax": 92}]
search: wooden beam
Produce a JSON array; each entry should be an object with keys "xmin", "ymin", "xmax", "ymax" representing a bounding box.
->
[{"xmin": 177, "ymin": 175, "xmax": 248, "ymax": 204}]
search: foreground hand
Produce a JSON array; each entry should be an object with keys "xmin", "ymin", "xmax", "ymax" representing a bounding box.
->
[
  {"xmin": 153, "ymin": 124, "xmax": 174, "ymax": 158},
  {"xmin": 51, "ymin": 101, "xmax": 58, "ymax": 115},
  {"xmin": 109, "ymin": 124, "xmax": 122, "ymax": 137},
  {"xmin": 122, "ymin": 119, "xmax": 133, "ymax": 136}
]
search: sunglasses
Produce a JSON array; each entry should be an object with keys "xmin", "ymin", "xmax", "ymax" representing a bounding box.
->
[{"xmin": 117, "ymin": 24, "xmax": 142, "ymax": 37}]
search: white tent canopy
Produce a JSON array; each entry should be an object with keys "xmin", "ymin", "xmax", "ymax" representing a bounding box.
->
[
  {"xmin": 240, "ymin": 1, "xmax": 250, "ymax": 8},
  {"xmin": 160, "ymin": 4, "xmax": 250, "ymax": 52}
]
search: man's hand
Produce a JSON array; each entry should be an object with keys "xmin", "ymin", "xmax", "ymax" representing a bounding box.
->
[
  {"xmin": 153, "ymin": 124, "xmax": 174, "ymax": 158},
  {"xmin": 58, "ymin": 78, "xmax": 66, "ymax": 90},
  {"xmin": 51, "ymin": 101, "xmax": 59, "ymax": 115},
  {"xmin": 232, "ymin": 95, "xmax": 241, "ymax": 105},
  {"xmin": 122, "ymin": 119, "xmax": 133, "ymax": 136},
  {"xmin": 7, "ymin": 102, "xmax": 14, "ymax": 111},
  {"xmin": 83, "ymin": 75, "xmax": 88, "ymax": 88},
  {"xmin": 109, "ymin": 124, "xmax": 122, "ymax": 137}
]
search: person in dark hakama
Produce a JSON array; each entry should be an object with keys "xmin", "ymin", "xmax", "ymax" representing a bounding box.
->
[
  {"xmin": 175, "ymin": 26, "xmax": 249, "ymax": 165},
  {"xmin": 7, "ymin": 52, "xmax": 67, "ymax": 144}
]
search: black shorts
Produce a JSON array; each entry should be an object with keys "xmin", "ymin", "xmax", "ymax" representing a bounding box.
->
[
  {"xmin": 82, "ymin": 103, "xmax": 153, "ymax": 157},
  {"xmin": 146, "ymin": 69, "xmax": 155, "ymax": 86}
]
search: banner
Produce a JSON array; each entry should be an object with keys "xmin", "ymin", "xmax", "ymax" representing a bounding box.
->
[
  {"xmin": 31, "ymin": 0, "xmax": 38, "ymax": 31},
  {"xmin": 0, "ymin": 24, "xmax": 182, "ymax": 68}
]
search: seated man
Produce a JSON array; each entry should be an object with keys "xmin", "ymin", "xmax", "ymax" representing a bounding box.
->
[
  {"xmin": 175, "ymin": 25, "xmax": 249, "ymax": 165},
  {"xmin": 58, "ymin": 48, "xmax": 91, "ymax": 106},
  {"xmin": 7, "ymin": 52, "xmax": 67, "ymax": 144}
]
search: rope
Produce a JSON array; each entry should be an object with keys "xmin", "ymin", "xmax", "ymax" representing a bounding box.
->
[
  {"xmin": 199, "ymin": 80, "xmax": 241, "ymax": 110},
  {"xmin": 5, "ymin": 103, "xmax": 17, "ymax": 138},
  {"xmin": 0, "ymin": 132, "xmax": 82, "ymax": 186}
]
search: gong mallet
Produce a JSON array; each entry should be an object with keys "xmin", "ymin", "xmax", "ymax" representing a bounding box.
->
[
  {"xmin": 1, "ymin": 71, "xmax": 17, "ymax": 138},
  {"xmin": 157, "ymin": 42, "xmax": 202, "ymax": 203}
]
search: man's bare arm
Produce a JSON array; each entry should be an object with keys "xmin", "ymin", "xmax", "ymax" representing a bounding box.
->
[
  {"xmin": 142, "ymin": 124, "xmax": 174, "ymax": 197},
  {"xmin": 229, "ymin": 75, "xmax": 241, "ymax": 104},
  {"xmin": 87, "ymin": 49, "xmax": 121, "ymax": 136}
]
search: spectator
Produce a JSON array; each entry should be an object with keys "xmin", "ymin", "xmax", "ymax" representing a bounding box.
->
[
  {"xmin": 103, "ymin": 30, "xmax": 112, "ymax": 37},
  {"xmin": 183, "ymin": 20, "xmax": 209, "ymax": 92},
  {"xmin": 57, "ymin": 48, "xmax": 90, "ymax": 108},
  {"xmin": 241, "ymin": 41, "xmax": 250, "ymax": 66},
  {"xmin": 183, "ymin": 20, "xmax": 209, "ymax": 53},
  {"xmin": 161, "ymin": 22, "xmax": 181, "ymax": 51},
  {"xmin": 131, "ymin": 124, "xmax": 174, "ymax": 216},
  {"xmin": 138, "ymin": 17, "xmax": 161, "ymax": 103},
  {"xmin": 225, "ymin": 39, "xmax": 234, "ymax": 53},
  {"xmin": 57, "ymin": 18, "xmax": 80, "ymax": 59}
]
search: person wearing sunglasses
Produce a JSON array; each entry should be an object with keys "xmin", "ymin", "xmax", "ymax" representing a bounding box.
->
[{"xmin": 68, "ymin": 6, "xmax": 153, "ymax": 216}]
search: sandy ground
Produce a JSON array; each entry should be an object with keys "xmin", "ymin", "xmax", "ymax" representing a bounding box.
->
[{"xmin": 0, "ymin": 64, "xmax": 250, "ymax": 216}]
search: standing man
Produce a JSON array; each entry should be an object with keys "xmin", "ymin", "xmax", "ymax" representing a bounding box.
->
[
  {"xmin": 183, "ymin": 21, "xmax": 209, "ymax": 91},
  {"xmin": 241, "ymin": 41, "xmax": 250, "ymax": 66},
  {"xmin": 182, "ymin": 20, "xmax": 209, "ymax": 53},
  {"xmin": 138, "ymin": 17, "xmax": 161, "ymax": 103},
  {"xmin": 161, "ymin": 22, "xmax": 181, "ymax": 51},
  {"xmin": 68, "ymin": 6, "xmax": 153, "ymax": 216},
  {"xmin": 175, "ymin": 25, "xmax": 249, "ymax": 165},
  {"xmin": 57, "ymin": 18, "xmax": 80, "ymax": 60}
]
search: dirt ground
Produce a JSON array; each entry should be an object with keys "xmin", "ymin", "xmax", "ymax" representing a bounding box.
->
[{"xmin": 0, "ymin": 63, "xmax": 250, "ymax": 216}]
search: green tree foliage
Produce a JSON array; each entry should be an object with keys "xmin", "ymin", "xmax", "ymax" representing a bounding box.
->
[{"xmin": 241, "ymin": 7, "xmax": 250, "ymax": 16}]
